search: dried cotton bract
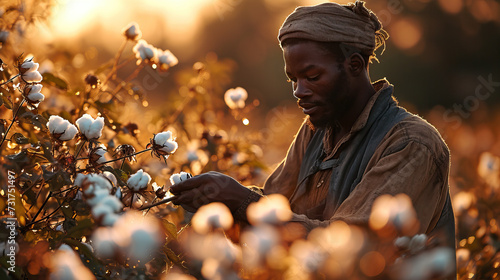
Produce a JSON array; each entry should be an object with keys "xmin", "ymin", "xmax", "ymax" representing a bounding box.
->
[
  {"xmin": 127, "ymin": 169, "xmax": 151, "ymax": 191},
  {"xmin": 88, "ymin": 144, "xmax": 107, "ymax": 166},
  {"xmin": 122, "ymin": 22, "xmax": 142, "ymax": 41},
  {"xmin": 191, "ymin": 202, "xmax": 233, "ymax": 234},
  {"xmin": 75, "ymin": 113, "xmax": 105, "ymax": 140},
  {"xmin": 224, "ymin": 87, "xmax": 248, "ymax": 109},
  {"xmin": 19, "ymin": 58, "xmax": 43, "ymax": 83},
  {"xmin": 246, "ymin": 194, "xmax": 292, "ymax": 225},
  {"xmin": 47, "ymin": 115, "xmax": 78, "ymax": 141}
]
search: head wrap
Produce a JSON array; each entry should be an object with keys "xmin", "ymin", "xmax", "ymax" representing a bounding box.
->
[{"xmin": 278, "ymin": 1, "xmax": 389, "ymax": 59}]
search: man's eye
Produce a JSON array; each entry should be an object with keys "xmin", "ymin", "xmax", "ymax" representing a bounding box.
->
[{"xmin": 307, "ymin": 75, "xmax": 319, "ymax": 81}]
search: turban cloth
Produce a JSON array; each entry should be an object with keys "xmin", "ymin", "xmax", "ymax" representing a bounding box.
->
[{"xmin": 278, "ymin": 1, "xmax": 389, "ymax": 58}]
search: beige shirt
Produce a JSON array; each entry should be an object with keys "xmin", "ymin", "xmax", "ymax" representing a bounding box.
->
[{"xmin": 263, "ymin": 80, "xmax": 451, "ymax": 235}]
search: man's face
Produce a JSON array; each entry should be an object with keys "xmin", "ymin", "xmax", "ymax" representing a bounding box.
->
[{"xmin": 284, "ymin": 41, "xmax": 353, "ymax": 129}]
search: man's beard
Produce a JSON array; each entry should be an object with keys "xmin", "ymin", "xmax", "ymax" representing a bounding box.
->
[{"xmin": 306, "ymin": 70, "xmax": 351, "ymax": 131}]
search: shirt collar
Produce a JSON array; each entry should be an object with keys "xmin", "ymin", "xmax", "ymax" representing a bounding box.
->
[{"xmin": 323, "ymin": 78, "xmax": 393, "ymax": 156}]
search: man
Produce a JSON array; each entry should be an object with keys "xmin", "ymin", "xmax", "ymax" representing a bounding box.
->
[{"xmin": 171, "ymin": 0, "xmax": 455, "ymax": 261}]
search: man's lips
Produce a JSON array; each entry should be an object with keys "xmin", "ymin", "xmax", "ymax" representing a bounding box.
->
[{"xmin": 298, "ymin": 102, "xmax": 320, "ymax": 115}]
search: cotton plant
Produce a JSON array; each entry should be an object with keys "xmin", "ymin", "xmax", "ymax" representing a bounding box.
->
[{"xmin": 0, "ymin": 56, "xmax": 45, "ymax": 148}]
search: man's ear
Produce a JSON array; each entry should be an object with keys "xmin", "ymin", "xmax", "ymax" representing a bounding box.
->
[{"xmin": 346, "ymin": 53, "xmax": 366, "ymax": 77}]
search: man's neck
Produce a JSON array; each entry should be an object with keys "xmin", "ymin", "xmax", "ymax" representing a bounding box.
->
[{"xmin": 336, "ymin": 81, "xmax": 376, "ymax": 135}]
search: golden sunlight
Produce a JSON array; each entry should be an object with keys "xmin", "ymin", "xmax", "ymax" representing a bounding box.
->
[{"xmin": 47, "ymin": 0, "xmax": 215, "ymax": 43}]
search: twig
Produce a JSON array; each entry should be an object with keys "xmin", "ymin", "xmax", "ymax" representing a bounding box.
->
[
  {"xmin": 138, "ymin": 196, "xmax": 175, "ymax": 211},
  {"xmin": 0, "ymin": 98, "xmax": 26, "ymax": 149},
  {"xmin": 0, "ymin": 73, "xmax": 20, "ymax": 86},
  {"xmin": 29, "ymin": 191, "xmax": 52, "ymax": 225},
  {"xmin": 101, "ymin": 40, "xmax": 128, "ymax": 88},
  {"xmin": 24, "ymin": 203, "xmax": 63, "ymax": 228}
]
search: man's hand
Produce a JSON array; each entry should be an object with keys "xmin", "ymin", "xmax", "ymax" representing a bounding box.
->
[{"xmin": 170, "ymin": 171, "xmax": 251, "ymax": 213}]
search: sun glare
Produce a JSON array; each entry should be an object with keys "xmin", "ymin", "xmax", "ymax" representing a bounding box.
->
[{"xmin": 48, "ymin": 0, "xmax": 215, "ymax": 44}]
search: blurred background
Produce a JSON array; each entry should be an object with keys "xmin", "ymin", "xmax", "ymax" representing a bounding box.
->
[{"xmin": 3, "ymin": 0, "xmax": 496, "ymax": 164}]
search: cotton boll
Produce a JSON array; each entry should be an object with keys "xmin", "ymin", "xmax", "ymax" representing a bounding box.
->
[
  {"xmin": 91, "ymin": 227, "xmax": 118, "ymax": 259},
  {"xmin": 27, "ymin": 92, "xmax": 45, "ymax": 103},
  {"xmin": 241, "ymin": 225, "xmax": 279, "ymax": 269},
  {"xmin": 49, "ymin": 243, "xmax": 96, "ymax": 280},
  {"xmin": 86, "ymin": 189, "xmax": 111, "ymax": 207},
  {"xmin": 191, "ymin": 202, "xmax": 234, "ymax": 234},
  {"xmin": 74, "ymin": 173, "xmax": 86, "ymax": 187},
  {"xmin": 290, "ymin": 239, "xmax": 327, "ymax": 273},
  {"xmin": 20, "ymin": 60, "xmax": 39, "ymax": 73},
  {"xmin": 112, "ymin": 211, "xmax": 164, "ymax": 264},
  {"xmin": 101, "ymin": 171, "xmax": 117, "ymax": 187},
  {"xmin": 47, "ymin": 115, "xmax": 66, "ymax": 133},
  {"xmin": 60, "ymin": 124, "xmax": 78, "ymax": 141},
  {"xmin": 409, "ymin": 234, "xmax": 427, "ymax": 254},
  {"xmin": 23, "ymin": 70, "xmax": 43, "ymax": 83},
  {"xmin": 89, "ymin": 145, "xmax": 107, "ymax": 166},
  {"xmin": 391, "ymin": 247, "xmax": 455, "ymax": 280},
  {"xmin": 127, "ymin": 169, "xmax": 151, "ymax": 191},
  {"xmin": 91, "ymin": 197, "xmax": 123, "ymax": 226},
  {"xmin": 169, "ymin": 172, "xmax": 192, "ymax": 185},
  {"xmin": 87, "ymin": 116, "xmax": 105, "ymax": 139},
  {"xmin": 394, "ymin": 236, "xmax": 411, "ymax": 250},
  {"xmin": 76, "ymin": 114, "xmax": 93, "ymax": 136},
  {"xmin": 247, "ymin": 194, "xmax": 292, "ymax": 225},
  {"xmin": 122, "ymin": 22, "xmax": 142, "ymax": 41},
  {"xmin": 75, "ymin": 114, "xmax": 104, "ymax": 140},
  {"xmin": 369, "ymin": 194, "xmax": 418, "ymax": 235},
  {"xmin": 80, "ymin": 173, "xmax": 113, "ymax": 201},
  {"xmin": 132, "ymin": 39, "xmax": 157, "ymax": 64},
  {"xmin": 157, "ymin": 49, "xmax": 178, "ymax": 71},
  {"xmin": 224, "ymin": 87, "xmax": 247, "ymax": 109},
  {"xmin": 150, "ymin": 131, "xmax": 179, "ymax": 159}
]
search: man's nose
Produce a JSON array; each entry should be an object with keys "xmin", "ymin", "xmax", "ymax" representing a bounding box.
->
[{"xmin": 293, "ymin": 80, "xmax": 312, "ymax": 99}]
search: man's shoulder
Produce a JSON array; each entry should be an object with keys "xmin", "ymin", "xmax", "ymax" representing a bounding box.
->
[{"xmin": 385, "ymin": 113, "xmax": 450, "ymax": 161}]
